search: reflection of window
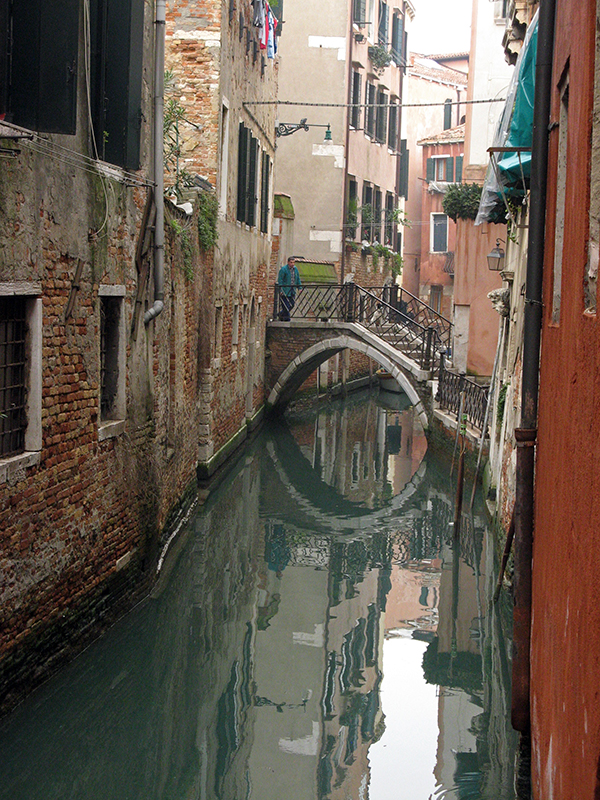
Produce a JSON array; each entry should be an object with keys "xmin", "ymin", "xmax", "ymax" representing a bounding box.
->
[{"xmin": 431, "ymin": 214, "xmax": 448, "ymax": 253}]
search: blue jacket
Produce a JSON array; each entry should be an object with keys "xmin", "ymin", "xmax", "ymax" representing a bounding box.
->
[{"xmin": 277, "ymin": 264, "xmax": 301, "ymax": 297}]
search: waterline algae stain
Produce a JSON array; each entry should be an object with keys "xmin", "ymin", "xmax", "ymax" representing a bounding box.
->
[{"xmin": 0, "ymin": 390, "xmax": 517, "ymax": 799}]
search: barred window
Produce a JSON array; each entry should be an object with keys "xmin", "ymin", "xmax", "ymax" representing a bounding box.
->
[{"xmin": 0, "ymin": 297, "xmax": 27, "ymax": 457}]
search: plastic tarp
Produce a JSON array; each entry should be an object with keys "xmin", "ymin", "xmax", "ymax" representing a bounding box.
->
[{"xmin": 475, "ymin": 10, "xmax": 539, "ymax": 225}]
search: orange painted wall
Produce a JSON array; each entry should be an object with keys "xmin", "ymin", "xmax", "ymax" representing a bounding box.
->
[
  {"xmin": 453, "ymin": 220, "xmax": 504, "ymax": 375},
  {"xmin": 529, "ymin": 1, "xmax": 599, "ymax": 797}
]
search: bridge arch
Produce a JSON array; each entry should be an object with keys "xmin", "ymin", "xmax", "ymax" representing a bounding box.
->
[{"xmin": 266, "ymin": 331, "xmax": 429, "ymax": 429}]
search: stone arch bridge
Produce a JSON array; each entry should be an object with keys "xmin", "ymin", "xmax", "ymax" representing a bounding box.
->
[{"xmin": 265, "ymin": 283, "xmax": 453, "ymax": 429}]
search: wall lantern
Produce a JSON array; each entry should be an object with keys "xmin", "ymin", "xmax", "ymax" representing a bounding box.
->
[
  {"xmin": 276, "ymin": 119, "xmax": 333, "ymax": 142},
  {"xmin": 487, "ymin": 238, "xmax": 506, "ymax": 271}
]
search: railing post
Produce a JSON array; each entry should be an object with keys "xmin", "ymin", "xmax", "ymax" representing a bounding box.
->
[
  {"xmin": 424, "ymin": 327, "xmax": 434, "ymax": 370},
  {"xmin": 273, "ymin": 285, "xmax": 280, "ymax": 320},
  {"xmin": 344, "ymin": 282, "xmax": 356, "ymax": 322}
]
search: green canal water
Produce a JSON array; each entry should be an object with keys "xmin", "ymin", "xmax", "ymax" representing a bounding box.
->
[{"xmin": 0, "ymin": 389, "xmax": 517, "ymax": 799}]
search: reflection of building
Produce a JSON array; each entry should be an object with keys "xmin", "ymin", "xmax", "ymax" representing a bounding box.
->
[
  {"xmin": 290, "ymin": 393, "xmax": 427, "ymax": 510},
  {"xmin": 249, "ymin": 527, "xmax": 392, "ymax": 799}
]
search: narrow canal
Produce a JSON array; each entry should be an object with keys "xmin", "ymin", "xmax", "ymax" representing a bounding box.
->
[{"xmin": 0, "ymin": 389, "xmax": 517, "ymax": 800}]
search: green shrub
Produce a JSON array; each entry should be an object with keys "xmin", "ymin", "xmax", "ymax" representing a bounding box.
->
[{"xmin": 443, "ymin": 183, "xmax": 482, "ymax": 222}]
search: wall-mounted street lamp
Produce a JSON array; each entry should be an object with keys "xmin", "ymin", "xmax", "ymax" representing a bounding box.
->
[
  {"xmin": 275, "ymin": 119, "xmax": 332, "ymax": 141},
  {"xmin": 487, "ymin": 238, "xmax": 506, "ymax": 271}
]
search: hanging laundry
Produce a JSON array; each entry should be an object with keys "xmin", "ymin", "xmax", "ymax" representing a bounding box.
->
[
  {"xmin": 267, "ymin": 9, "xmax": 277, "ymax": 58},
  {"xmin": 260, "ymin": 3, "xmax": 269, "ymax": 50},
  {"xmin": 252, "ymin": 0, "xmax": 266, "ymax": 29}
]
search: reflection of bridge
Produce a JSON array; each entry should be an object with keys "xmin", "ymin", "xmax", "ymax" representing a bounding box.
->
[
  {"xmin": 266, "ymin": 283, "xmax": 452, "ymax": 425},
  {"xmin": 264, "ymin": 428, "xmax": 484, "ymax": 568}
]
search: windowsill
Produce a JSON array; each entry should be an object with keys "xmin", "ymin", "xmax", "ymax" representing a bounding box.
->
[
  {"xmin": 98, "ymin": 419, "xmax": 126, "ymax": 441},
  {"xmin": 0, "ymin": 450, "xmax": 41, "ymax": 485}
]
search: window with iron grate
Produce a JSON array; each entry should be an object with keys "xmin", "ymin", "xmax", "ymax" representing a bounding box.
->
[{"xmin": 0, "ymin": 297, "xmax": 27, "ymax": 458}]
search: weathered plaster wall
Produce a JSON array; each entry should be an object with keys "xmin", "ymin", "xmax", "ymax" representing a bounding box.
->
[{"xmin": 529, "ymin": 1, "xmax": 600, "ymax": 797}]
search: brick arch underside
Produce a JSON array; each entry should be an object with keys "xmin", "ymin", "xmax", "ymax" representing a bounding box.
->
[{"xmin": 267, "ymin": 334, "xmax": 429, "ymax": 428}]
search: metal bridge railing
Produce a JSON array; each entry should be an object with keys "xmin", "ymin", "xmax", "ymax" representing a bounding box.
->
[
  {"xmin": 273, "ymin": 282, "xmax": 452, "ymax": 375},
  {"xmin": 436, "ymin": 355, "xmax": 489, "ymax": 433}
]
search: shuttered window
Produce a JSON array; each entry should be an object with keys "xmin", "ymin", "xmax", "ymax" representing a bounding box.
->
[
  {"xmin": 375, "ymin": 89, "xmax": 387, "ymax": 144},
  {"xmin": 2, "ymin": 0, "xmax": 79, "ymax": 133},
  {"xmin": 90, "ymin": 0, "xmax": 145, "ymax": 169},
  {"xmin": 237, "ymin": 123, "xmax": 259, "ymax": 227},
  {"xmin": 378, "ymin": 1, "xmax": 389, "ymax": 46},
  {"xmin": 455, "ymin": 155, "xmax": 463, "ymax": 183},
  {"xmin": 260, "ymin": 151, "xmax": 270, "ymax": 233},
  {"xmin": 399, "ymin": 140, "xmax": 409, "ymax": 198},
  {"xmin": 365, "ymin": 83, "xmax": 376, "ymax": 138},
  {"xmin": 431, "ymin": 214, "xmax": 448, "ymax": 253},
  {"xmin": 353, "ymin": 0, "xmax": 367, "ymax": 24},
  {"xmin": 443, "ymin": 98, "xmax": 452, "ymax": 130},
  {"xmin": 391, "ymin": 13, "xmax": 404, "ymax": 66},
  {"xmin": 388, "ymin": 101, "xmax": 398, "ymax": 150},
  {"xmin": 351, "ymin": 71, "xmax": 362, "ymax": 129}
]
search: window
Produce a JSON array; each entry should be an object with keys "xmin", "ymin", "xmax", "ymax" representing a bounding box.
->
[
  {"xmin": 455, "ymin": 155, "xmax": 463, "ymax": 183},
  {"xmin": 391, "ymin": 12, "xmax": 405, "ymax": 66},
  {"xmin": 426, "ymin": 156, "xmax": 454, "ymax": 183},
  {"xmin": 0, "ymin": 0, "xmax": 79, "ymax": 133},
  {"xmin": 351, "ymin": 71, "xmax": 362, "ymax": 129},
  {"xmin": 232, "ymin": 303, "xmax": 240, "ymax": 356},
  {"xmin": 431, "ymin": 214, "xmax": 448, "ymax": 253},
  {"xmin": 399, "ymin": 139, "xmax": 409, "ymax": 198},
  {"xmin": 260, "ymin": 150, "xmax": 270, "ymax": 233},
  {"xmin": 362, "ymin": 183, "xmax": 373, "ymax": 241},
  {"xmin": 90, "ymin": 0, "xmax": 145, "ymax": 168},
  {"xmin": 347, "ymin": 178, "xmax": 358, "ymax": 239},
  {"xmin": 378, "ymin": 0, "xmax": 389, "ymax": 46},
  {"xmin": 388, "ymin": 100, "xmax": 398, "ymax": 150},
  {"xmin": 353, "ymin": 0, "xmax": 367, "ymax": 24},
  {"xmin": 443, "ymin": 98, "xmax": 452, "ymax": 130},
  {"xmin": 365, "ymin": 83, "xmax": 376, "ymax": 138},
  {"xmin": 375, "ymin": 88, "xmax": 388, "ymax": 143},
  {"xmin": 430, "ymin": 285, "xmax": 443, "ymax": 313},
  {"xmin": 99, "ymin": 289, "xmax": 126, "ymax": 428},
  {"xmin": 373, "ymin": 189, "xmax": 382, "ymax": 243},
  {"xmin": 384, "ymin": 192, "xmax": 395, "ymax": 246},
  {"xmin": 0, "ymin": 287, "xmax": 42, "ymax": 470},
  {"xmin": 219, "ymin": 101, "xmax": 230, "ymax": 218},
  {"xmin": 237, "ymin": 123, "xmax": 259, "ymax": 226}
]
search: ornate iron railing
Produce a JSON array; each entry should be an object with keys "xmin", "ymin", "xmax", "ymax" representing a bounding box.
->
[
  {"xmin": 436, "ymin": 357, "xmax": 489, "ymax": 432},
  {"xmin": 273, "ymin": 282, "xmax": 453, "ymax": 375}
]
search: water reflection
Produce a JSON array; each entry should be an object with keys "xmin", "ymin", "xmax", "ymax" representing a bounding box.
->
[{"xmin": 0, "ymin": 390, "xmax": 516, "ymax": 800}]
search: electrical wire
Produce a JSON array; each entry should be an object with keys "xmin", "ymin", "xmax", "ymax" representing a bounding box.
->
[{"xmin": 245, "ymin": 97, "xmax": 505, "ymax": 109}]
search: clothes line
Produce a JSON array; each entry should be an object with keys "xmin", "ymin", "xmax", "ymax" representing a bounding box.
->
[{"xmin": 244, "ymin": 97, "xmax": 505, "ymax": 109}]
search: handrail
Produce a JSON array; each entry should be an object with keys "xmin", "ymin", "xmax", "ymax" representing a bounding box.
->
[
  {"xmin": 436, "ymin": 357, "xmax": 489, "ymax": 433},
  {"xmin": 273, "ymin": 282, "xmax": 452, "ymax": 375}
]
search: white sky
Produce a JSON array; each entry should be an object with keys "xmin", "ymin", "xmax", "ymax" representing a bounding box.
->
[{"xmin": 409, "ymin": 0, "xmax": 473, "ymax": 55}]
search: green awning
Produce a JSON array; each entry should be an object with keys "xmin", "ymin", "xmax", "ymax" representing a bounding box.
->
[
  {"xmin": 296, "ymin": 261, "xmax": 338, "ymax": 284},
  {"xmin": 476, "ymin": 10, "xmax": 538, "ymax": 224}
]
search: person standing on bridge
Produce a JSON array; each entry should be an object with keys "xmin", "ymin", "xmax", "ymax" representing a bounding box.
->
[{"xmin": 277, "ymin": 256, "xmax": 301, "ymax": 321}]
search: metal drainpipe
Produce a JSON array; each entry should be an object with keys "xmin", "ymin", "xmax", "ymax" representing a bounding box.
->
[
  {"xmin": 512, "ymin": 0, "xmax": 556, "ymax": 734},
  {"xmin": 144, "ymin": 0, "xmax": 166, "ymax": 324}
]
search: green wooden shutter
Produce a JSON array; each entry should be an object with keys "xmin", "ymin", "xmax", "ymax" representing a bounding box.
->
[
  {"xmin": 445, "ymin": 157, "xmax": 454, "ymax": 182},
  {"xmin": 237, "ymin": 124, "xmax": 247, "ymax": 222},
  {"xmin": 455, "ymin": 155, "xmax": 463, "ymax": 183},
  {"xmin": 90, "ymin": 0, "xmax": 145, "ymax": 168},
  {"xmin": 443, "ymin": 99, "xmax": 452, "ymax": 130},
  {"xmin": 392, "ymin": 14, "xmax": 403, "ymax": 65},
  {"xmin": 9, "ymin": 0, "xmax": 79, "ymax": 133},
  {"xmin": 426, "ymin": 158, "xmax": 435, "ymax": 183},
  {"xmin": 378, "ymin": 1, "xmax": 389, "ymax": 45},
  {"xmin": 399, "ymin": 140, "xmax": 409, "ymax": 198},
  {"xmin": 247, "ymin": 135, "xmax": 258, "ymax": 227}
]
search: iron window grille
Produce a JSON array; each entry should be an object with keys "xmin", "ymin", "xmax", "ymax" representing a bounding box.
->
[{"xmin": 0, "ymin": 296, "xmax": 27, "ymax": 457}]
